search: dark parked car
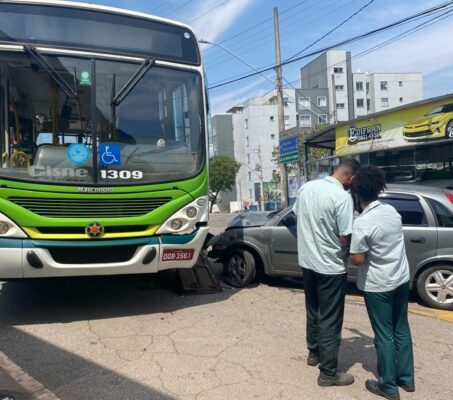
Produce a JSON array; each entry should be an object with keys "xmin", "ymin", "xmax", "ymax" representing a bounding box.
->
[{"xmin": 208, "ymin": 184, "xmax": 453, "ymax": 310}]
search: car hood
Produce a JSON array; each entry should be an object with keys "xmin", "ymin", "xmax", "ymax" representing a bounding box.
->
[
  {"xmin": 405, "ymin": 114, "xmax": 444, "ymax": 127},
  {"xmin": 226, "ymin": 211, "xmax": 273, "ymax": 230}
]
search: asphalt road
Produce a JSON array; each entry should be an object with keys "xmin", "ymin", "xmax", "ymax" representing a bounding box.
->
[{"xmin": 0, "ymin": 213, "xmax": 451, "ymax": 400}]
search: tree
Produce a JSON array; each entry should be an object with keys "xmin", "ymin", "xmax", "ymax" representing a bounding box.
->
[{"xmin": 209, "ymin": 155, "xmax": 241, "ymax": 212}]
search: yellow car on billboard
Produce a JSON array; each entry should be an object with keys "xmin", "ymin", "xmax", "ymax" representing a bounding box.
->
[{"xmin": 403, "ymin": 103, "xmax": 453, "ymax": 141}]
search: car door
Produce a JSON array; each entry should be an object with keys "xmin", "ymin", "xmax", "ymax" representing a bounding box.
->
[
  {"xmin": 379, "ymin": 193, "xmax": 437, "ymax": 276},
  {"xmin": 269, "ymin": 210, "xmax": 301, "ymax": 275}
]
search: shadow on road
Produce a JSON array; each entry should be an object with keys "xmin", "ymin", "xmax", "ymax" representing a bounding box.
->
[
  {"xmin": 0, "ymin": 326, "xmax": 176, "ymax": 400},
  {"xmin": 0, "ymin": 270, "xmax": 234, "ymax": 326}
]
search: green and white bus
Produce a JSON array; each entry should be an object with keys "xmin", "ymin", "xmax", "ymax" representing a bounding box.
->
[{"xmin": 0, "ymin": 0, "xmax": 209, "ymax": 278}]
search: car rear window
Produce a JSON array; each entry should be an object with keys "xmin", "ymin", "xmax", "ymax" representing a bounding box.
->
[
  {"xmin": 426, "ymin": 198, "xmax": 453, "ymax": 227},
  {"xmin": 379, "ymin": 198, "xmax": 427, "ymax": 225}
]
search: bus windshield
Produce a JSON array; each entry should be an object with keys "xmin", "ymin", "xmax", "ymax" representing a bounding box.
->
[{"xmin": 0, "ymin": 51, "xmax": 205, "ymax": 185}]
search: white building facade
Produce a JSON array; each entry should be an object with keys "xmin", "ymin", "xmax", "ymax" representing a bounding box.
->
[
  {"xmin": 228, "ymin": 90, "xmax": 297, "ymax": 209},
  {"xmin": 299, "ymin": 49, "xmax": 423, "ymax": 124}
]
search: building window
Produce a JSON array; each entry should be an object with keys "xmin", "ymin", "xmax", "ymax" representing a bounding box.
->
[
  {"xmin": 399, "ymin": 81, "xmax": 403, "ymax": 87},
  {"xmin": 317, "ymin": 96, "xmax": 327, "ymax": 107},
  {"xmin": 366, "ymin": 82, "xmax": 370, "ymax": 94},
  {"xmin": 318, "ymin": 114, "xmax": 327, "ymax": 124},
  {"xmin": 335, "ymin": 85, "xmax": 344, "ymax": 91},
  {"xmin": 399, "ymin": 97, "xmax": 404, "ymax": 103},
  {"xmin": 356, "ymin": 98, "xmax": 364, "ymax": 108},
  {"xmin": 270, "ymin": 116, "xmax": 274, "ymax": 121},
  {"xmin": 334, "ymin": 67, "xmax": 343, "ymax": 73},
  {"xmin": 245, "ymin": 118, "xmax": 248, "ymax": 129},
  {"xmin": 284, "ymin": 115, "xmax": 290, "ymax": 126},
  {"xmin": 246, "ymin": 136, "xmax": 249, "ymax": 146},
  {"xmin": 367, "ymin": 99, "xmax": 371, "ymax": 111},
  {"xmin": 381, "ymin": 98, "xmax": 389, "ymax": 107},
  {"xmin": 247, "ymin": 153, "xmax": 250, "ymax": 164},
  {"xmin": 356, "ymin": 81, "xmax": 363, "ymax": 91},
  {"xmin": 248, "ymin": 171, "xmax": 252, "ymax": 181},
  {"xmin": 271, "ymin": 133, "xmax": 276, "ymax": 139},
  {"xmin": 300, "ymin": 114, "xmax": 311, "ymax": 127},
  {"xmin": 380, "ymin": 81, "xmax": 388, "ymax": 90},
  {"xmin": 336, "ymin": 103, "xmax": 345, "ymax": 109},
  {"xmin": 298, "ymin": 96, "xmax": 311, "ymax": 109},
  {"xmin": 249, "ymin": 189, "xmax": 252, "ymax": 198},
  {"xmin": 284, "ymin": 97, "xmax": 289, "ymax": 107}
]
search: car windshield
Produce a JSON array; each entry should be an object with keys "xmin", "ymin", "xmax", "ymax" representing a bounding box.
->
[
  {"xmin": 0, "ymin": 51, "xmax": 204, "ymax": 185},
  {"xmin": 425, "ymin": 103, "xmax": 453, "ymax": 116}
]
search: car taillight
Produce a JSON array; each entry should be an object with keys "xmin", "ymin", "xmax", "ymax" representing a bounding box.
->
[{"xmin": 446, "ymin": 193, "xmax": 453, "ymax": 204}]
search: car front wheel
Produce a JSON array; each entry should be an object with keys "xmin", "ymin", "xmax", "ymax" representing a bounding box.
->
[
  {"xmin": 446, "ymin": 120, "xmax": 453, "ymax": 138},
  {"xmin": 223, "ymin": 249, "xmax": 256, "ymax": 288},
  {"xmin": 416, "ymin": 265, "xmax": 453, "ymax": 310}
]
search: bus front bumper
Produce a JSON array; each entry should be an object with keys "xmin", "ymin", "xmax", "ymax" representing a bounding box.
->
[{"xmin": 0, "ymin": 227, "xmax": 209, "ymax": 278}]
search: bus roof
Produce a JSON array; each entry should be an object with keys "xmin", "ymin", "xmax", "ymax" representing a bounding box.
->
[
  {"xmin": 0, "ymin": 1, "xmax": 201, "ymax": 64},
  {"xmin": 7, "ymin": 0, "xmax": 195, "ymax": 32}
]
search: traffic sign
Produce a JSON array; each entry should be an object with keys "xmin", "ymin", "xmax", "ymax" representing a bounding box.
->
[
  {"xmin": 279, "ymin": 136, "xmax": 299, "ymax": 156},
  {"xmin": 280, "ymin": 152, "xmax": 299, "ymax": 163}
]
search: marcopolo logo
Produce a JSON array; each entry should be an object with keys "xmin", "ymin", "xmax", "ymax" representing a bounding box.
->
[{"xmin": 348, "ymin": 124, "xmax": 382, "ymax": 144}]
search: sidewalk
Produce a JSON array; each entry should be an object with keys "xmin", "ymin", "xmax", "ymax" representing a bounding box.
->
[{"xmin": 0, "ymin": 353, "xmax": 58, "ymax": 400}]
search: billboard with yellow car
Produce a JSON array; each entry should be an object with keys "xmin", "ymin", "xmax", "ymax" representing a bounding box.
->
[{"xmin": 336, "ymin": 95, "xmax": 453, "ymax": 156}]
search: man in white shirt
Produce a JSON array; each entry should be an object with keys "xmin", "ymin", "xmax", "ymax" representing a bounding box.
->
[{"xmin": 293, "ymin": 159, "xmax": 360, "ymax": 387}]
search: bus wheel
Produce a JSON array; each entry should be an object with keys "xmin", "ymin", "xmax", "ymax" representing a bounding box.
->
[{"xmin": 223, "ymin": 249, "xmax": 256, "ymax": 288}]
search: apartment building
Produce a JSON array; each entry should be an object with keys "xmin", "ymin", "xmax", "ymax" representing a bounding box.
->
[{"xmin": 298, "ymin": 49, "xmax": 423, "ymax": 125}]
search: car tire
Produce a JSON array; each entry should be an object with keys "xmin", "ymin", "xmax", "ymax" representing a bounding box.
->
[
  {"xmin": 446, "ymin": 120, "xmax": 453, "ymax": 138},
  {"xmin": 223, "ymin": 249, "xmax": 256, "ymax": 288},
  {"xmin": 416, "ymin": 265, "xmax": 453, "ymax": 310}
]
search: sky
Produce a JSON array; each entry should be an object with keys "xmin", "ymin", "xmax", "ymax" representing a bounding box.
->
[{"xmin": 75, "ymin": 0, "xmax": 453, "ymax": 115}]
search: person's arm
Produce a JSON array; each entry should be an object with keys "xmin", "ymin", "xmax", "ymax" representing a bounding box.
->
[
  {"xmin": 349, "ymin": 222, "xmax": 369, "ymax": 266},
  {"xmin": 349, "ymin": 252, "xmax": 367, "ymax": 266},
  {"xmin": 340, "ymin": 234, "xmax": 351, "ymax": 248}
]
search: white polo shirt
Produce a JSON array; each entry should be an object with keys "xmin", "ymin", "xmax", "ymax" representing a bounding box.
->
[
  {"xmin": 293, "ymin": 176, "xmax": 353, "ymax": 275},
  {"xmin": 350, "ymin": 200, "xmax": 410, "ymax": 292}
]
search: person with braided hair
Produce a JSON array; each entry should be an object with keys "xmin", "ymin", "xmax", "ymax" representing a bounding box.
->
[{"xmin": 349, "ymin": 166, "xmax": 415, "ymax": 400}]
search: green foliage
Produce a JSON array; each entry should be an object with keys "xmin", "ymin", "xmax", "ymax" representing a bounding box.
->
[{"xmin": 209, "ymin": 155, "xmax": 241, "ymax": 211}]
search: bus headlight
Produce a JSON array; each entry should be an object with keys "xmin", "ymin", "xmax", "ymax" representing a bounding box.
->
[
  {"xmin": 157, "ymin": 196, "xmax": 208, "ymax": 235},
  {"xmin": 0, "ymin": 213, "xmax": 27, "ymax": 238},
  {"xmin": 0, "ymin": 221, "xmax": 9, "ymax": 234},
  {"xmin": 170, "ymin": 219, "xmax": 183, "ymax": 230},
  {"xmin": 186, "ymin": 207, "xmax": 197, "ymax": 218}
]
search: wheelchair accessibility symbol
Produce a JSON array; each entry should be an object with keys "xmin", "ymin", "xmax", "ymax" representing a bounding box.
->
[{"xmin": 99, "ymin": 144, "xmax": 121, "ymax": 166}]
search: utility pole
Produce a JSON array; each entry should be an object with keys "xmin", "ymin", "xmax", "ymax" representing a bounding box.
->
[{"xmin": 274, "ymin": 7, "xmax": 288, "ymax": 208}]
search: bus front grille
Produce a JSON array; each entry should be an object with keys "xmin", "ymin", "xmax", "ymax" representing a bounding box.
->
[
  {"xmin": 48, "ymin": 245, "xmax": 138, "ymax": 264},
  {"xmin": 8, "ymin": 197, "xmax": 171, "ymax": 218}
]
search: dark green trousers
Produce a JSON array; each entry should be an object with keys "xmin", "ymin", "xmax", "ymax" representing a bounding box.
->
[
  {"xmin": 302, "ymin": 267, "xmax": 347, "ymax": 376},
  {"xmin": 364, "ymin": 282, "xmax": 415, "ymax": 396}
]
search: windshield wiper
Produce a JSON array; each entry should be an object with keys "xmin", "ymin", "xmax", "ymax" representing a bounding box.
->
[
  {"xmin": 23, "ymin": 46, "xmax": 78, "ymax": 100},
  {"xmin": 112, "ymin": 58, "xmax": 155, "ymax": 106}
]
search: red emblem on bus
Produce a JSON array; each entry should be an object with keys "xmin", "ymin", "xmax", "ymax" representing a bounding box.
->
[{"xmin": 86, "ymin": 222, "xmax": 104, "ymax": 238}]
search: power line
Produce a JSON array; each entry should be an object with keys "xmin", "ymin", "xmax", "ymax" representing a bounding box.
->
[
  {"xmin": 151, "ymin": 0, "xmax": 172, "ymax": 12},
  {"xmin": 285, "ymin": 0, "xmax": 375, "ymax": 62},
  {"xmin": 203, "ymin": 0, "xmax": 312, "ymax": 55},
  {"xmin": 208, "ymin": 1, "xmax": 453, "ymax": 90},
  {"xmin": 204, "ymin": 0, "xmax": 360, "ymax": 69},
  {"xmin": 190, "ymin": 0, "xmax": 230, "ymax": 23},
  {"xmin": 162, "ymin": 0, "xmax": 192, "ymax": 17}
]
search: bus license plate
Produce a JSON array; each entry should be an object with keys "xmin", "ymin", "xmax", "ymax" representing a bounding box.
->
[{"xmin": 162, "ymin": 249, "xmax": 195, "ymax": 262}]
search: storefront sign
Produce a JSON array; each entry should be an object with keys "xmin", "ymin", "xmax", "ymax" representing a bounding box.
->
[{"xmin": 336, "ymin": 96, "xmax": 453, "ymax": 156}]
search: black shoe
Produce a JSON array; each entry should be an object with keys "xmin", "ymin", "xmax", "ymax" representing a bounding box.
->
[
  {"xmin": 365, "ymin": 380, "xmax": 400, "ymax": 400},
  {"xmin": 317, "ymin": 372, "xmax": 355, "ymax": 386},
  {"xmin": 397, "ymin": 381, "xmax": 415, "ymax": 392},
  {"xmin": 307, "ymin": 351, "xmax": 319, "ymax": 366}
]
